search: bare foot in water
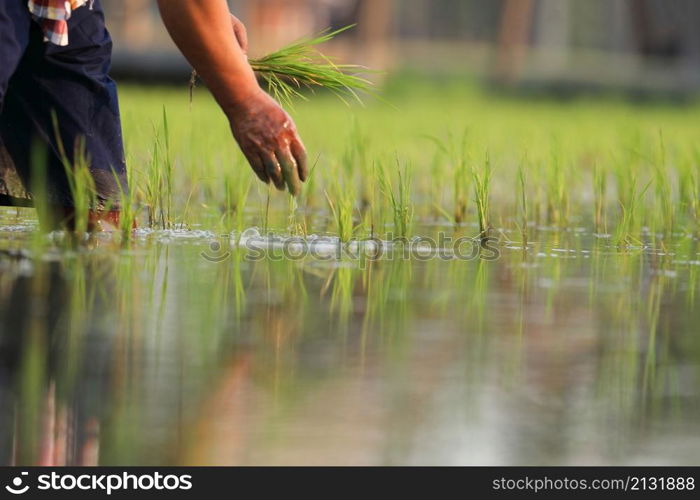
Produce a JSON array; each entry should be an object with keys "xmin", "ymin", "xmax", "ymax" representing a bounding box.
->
[{"xmin": 54, "ymin": 207, "xmax": 133, "ymax": 233}]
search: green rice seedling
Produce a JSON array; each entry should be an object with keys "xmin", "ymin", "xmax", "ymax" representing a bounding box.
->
[
  {"xmin": 221, "ymin": 164, "xmax": 252, "ymax": 235},
  {"xmin": 516, "ymin": 161, "xmax": 528, "ymax": 245},
  {"xmin": 325, "ymin": 179, "xmax": 357, "ymax": 242},
  {"xmin": 593, "ymin": 162, "xmax": 607, "ymax": 234},
  {"xmin": 161, "ymin": 108, "xmax": 174, "ymax": 228},
  {"xmin": 421, "ymin": 136, "xmax": 449, "ymax": 221},
  {"xmin": 427, "ymin": 149, "xmax": 448, "ymax": 221},
  {"xmin": 111, "ymin": 166, "xmax": 137, "ymax": 242},
  {"xmin": 341, "ymin": 118, "xmax": 363, "ymax": 177},
  {"xmin": 66, "ymin": 146, "xmax": 97, "ymax": 234},
  {"xmin": 454, "ymin": 133, "xmax": 471, "ymax": 225},
  {"xmin": 262, "ymin": 185, "xmax": 272, "ymax": 234},
  {"xmin": 425, "ymin": 131, "xmax": 470, "ymax": 224},
  {"xmin": 297, "ymin": 154, "xmax": 321, "ymax": 214},
  {"xmin": 545, "ymin": 143, "xmax": 568, "ymax": 226},
  {"xmin": 141, "ymin": 110, "xmax": 175, "ymax": 229},
  {"xmin": 377, "ymin": 158, "xmax": 413, "ymax": 239},
  {"xmin": 676, "ymin": 146, "xmax": 700, "ymax": 235},
  {"xmin": 615, "ymin": 176, "xmax": 653, "ymax": 247},
  {"xmin": 143, "ymin": 130, "xmax": 163, "ymax": 228},
  {"xmin": 191, "ymin": 26, "xmax": 374, "ymax": 109},
  {"xmin": 176, "ymin": 180, "xmax": 200, "ymax": 230},
  {"xmin": 51, "ymin": 114, "xmax": 98, "ymax": 234},
  {"xmin": 343, "ymin": 120, "xmax": 375, "ymax": 211},
  {"xmin": 472, "ymin": 152, "xmax": 492, "ymax": 237},
  {"xmin": 690, "ymin": 162, "xmax": 700, "ymax": 233},
  {"xmin": 528, "ymin": 153, "xmax": 547, "ymax": 228},
  {"xmin": 287, "ymin": 196, "xmax": 308, "ymax": 236},
  {"xmin": 652, "ymin": 132, "xmax": 674, "ymax": 237},
  {"xmin": 251, "ymin": 25, "xmax": 374, "ymax": 107},
  {"xmin": 515, "ymin": 160, "xmax": 530, "ymax": 250}
]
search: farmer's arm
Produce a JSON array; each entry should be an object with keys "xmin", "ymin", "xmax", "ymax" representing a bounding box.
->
[{"xmin": 156, "ymin": 0, "xmax": 307, "ymax": 195}]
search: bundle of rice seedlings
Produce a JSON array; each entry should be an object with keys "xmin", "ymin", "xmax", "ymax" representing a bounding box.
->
[{"xmin": 191, "ymin": 25, "xmax": 374, "ymax": 107}]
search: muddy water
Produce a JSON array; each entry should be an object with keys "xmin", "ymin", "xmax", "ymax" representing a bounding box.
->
[{"xmin": 1, "ymin": 208, "xmax": 699, "ymax": 465}]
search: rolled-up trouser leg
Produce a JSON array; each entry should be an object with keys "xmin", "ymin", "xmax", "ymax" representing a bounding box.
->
[
  {"xmin": 0, "ymin": 0, "xmax": 127, "ymax": 209},
  {"xmin": 0, "ymin": 0, "xmax": 32, "ymax": 205}
]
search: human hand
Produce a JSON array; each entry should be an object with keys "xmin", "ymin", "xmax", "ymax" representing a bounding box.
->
[{"xmin": 227, "ymin": 90, "xmax": 308, "ymax": 196}]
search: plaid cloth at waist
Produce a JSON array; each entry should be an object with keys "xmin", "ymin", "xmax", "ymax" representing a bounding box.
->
[{"xmin": 27, "ymin": 0, "xmax": 93, "ymax": 46}]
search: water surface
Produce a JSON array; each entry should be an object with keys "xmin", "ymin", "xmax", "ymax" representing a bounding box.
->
[{"xmin": 1, "ymin": 207, "xmax": 699, "ymax": 465}]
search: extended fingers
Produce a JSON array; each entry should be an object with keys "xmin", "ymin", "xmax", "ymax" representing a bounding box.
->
[
  {"xmin": 262, "ymin": 154, "xmax": 285, "ymax": 191},
  {"xmin": 244, "ymin": 151, "xmax": 269, "ymax": 184},
  {"xmin": 290, "ymin": 135, "xmax": 308, "ymax": 182},
  {"xmin": 276, "ymin": 148, "xmax": 301, "ymax": 196}
]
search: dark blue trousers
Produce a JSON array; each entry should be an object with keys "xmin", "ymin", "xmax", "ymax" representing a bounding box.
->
[{"xmin": 0, "ymin": 0, "xmax": 127, "ymax": 207}]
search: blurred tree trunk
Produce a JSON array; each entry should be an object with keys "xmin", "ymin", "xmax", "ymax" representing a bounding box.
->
[
  {"xmin": 357, "ymin": 0, "xmax": 394, "ymax": 70},
  {"xmin": 122, "ymin": 0, "xmax": 152, "ymax": 47},
  {"xmin": 495, "ymin": 0, "xmax": 534, "ymax": 84},
  {"xmin": 629, "ymin": 0, "xmax": 682, "ymax": 59}
]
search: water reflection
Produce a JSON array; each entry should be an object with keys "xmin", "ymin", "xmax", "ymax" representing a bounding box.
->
[{"xmin": 0, "ymin": 224, "xmax": 699, "ymax": 465}]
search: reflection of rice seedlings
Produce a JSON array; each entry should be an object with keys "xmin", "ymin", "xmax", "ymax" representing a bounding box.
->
[
  {"xmin": 382, "ymin": 259, "xmax": 412, "ymax": 339},
  {"xmin": 472, "ymin": 152, "xmax": 492, "ymax": 237},
  {"xmin": 331, "ymin": 267, "xmax": 354, "ymax": 327},
  {"xmin": 17, "ymin": 266, "xmax": 49, "ymax": 464},
  {"xmin": 377, "ymin": 159, "xmax": 413, "ymax": 239},
  {"xmin": 642, "ymin": 275, "xmax": 665, "ymax": 396},
  {"xmin": 232, "ymin": 248, "xmax": 247, "ymax": 318},
  {"xmin": 469, "ymin": 260, "xmax": 489, "ymax": 332}
]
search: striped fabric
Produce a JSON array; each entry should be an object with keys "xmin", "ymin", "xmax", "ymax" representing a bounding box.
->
[{"xmin": 27, "ymin": 0, "xmax": 92, "ymax": 46}]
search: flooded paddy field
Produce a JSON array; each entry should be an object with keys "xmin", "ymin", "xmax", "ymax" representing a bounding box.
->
[{"xmin": 1, "ymin": 81, "xmax": 700, "ymax": 465}]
